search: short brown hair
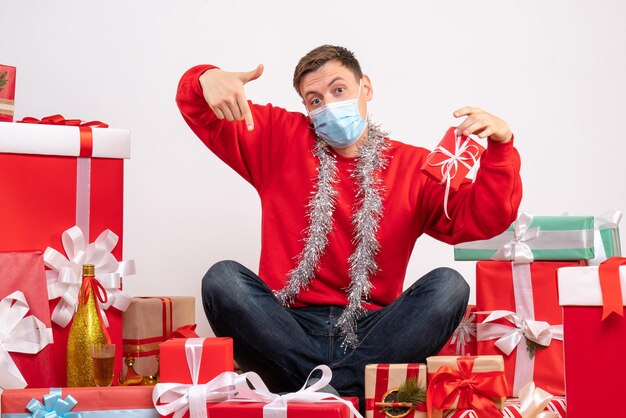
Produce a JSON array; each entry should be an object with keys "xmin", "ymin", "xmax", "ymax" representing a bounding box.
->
[{"xmin": 293, "ymin": 45, "xmax": 363, "ymax": 96}]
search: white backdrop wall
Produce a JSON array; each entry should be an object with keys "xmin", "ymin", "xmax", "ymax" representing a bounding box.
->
[{"xmin": 2, "ymin": 1, "xmax": 625, "ymax": 337}]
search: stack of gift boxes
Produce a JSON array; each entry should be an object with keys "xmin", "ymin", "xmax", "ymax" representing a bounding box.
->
[
  {"xmin": 0, "ymin": 71, "xmax": 361, "ymax": 418},
  {"xmin": 2, "ymin": 73, "xmax": 625, "ymax": 418},
  {"xmin": 365, "ymin": 211, "xmax": 622, "ymax": 418},
  {"xmin": 365, "ymin": 129, "xmax": 625, "ymax": 417}
]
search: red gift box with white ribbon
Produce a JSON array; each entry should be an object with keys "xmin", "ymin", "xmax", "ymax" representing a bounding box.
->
[
  {"xmin": 558, "ymin": 257, "xmax": 626, "ymax": 418},
  {"xmin": 0, "ymin": 252, "xmax": 54, "ymax": 390},
  {"xmin": 437, "ymin": 305, "xmax": 477, "ymax": 356},
  {"xmin": 155, "ymin": 338, "xmax": 360, "ymax": 418},
  {"xmin": 420, "ymin": 127, "xmax": 485, "ymax": 219},
  {"xmin": 0, "ymin": 116, "xmax": 132, "ymax": 386},
  {"xmin": 475, "ymin": 260, "xmax": 583, "ymax": 397}
]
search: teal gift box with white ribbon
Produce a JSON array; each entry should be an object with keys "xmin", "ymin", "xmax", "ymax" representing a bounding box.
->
[
  {"xmin": 588, "ymin": 210, "xmax": 622, "ymax": 265},
  {"xmin": 454, "ymin": 212, "xmax": 595, "ymax": 262}
]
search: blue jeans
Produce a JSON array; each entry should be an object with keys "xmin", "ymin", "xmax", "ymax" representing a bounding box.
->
[{"xmin": 201, "ymin": 260, "xmax": 469, "ymax": 410}]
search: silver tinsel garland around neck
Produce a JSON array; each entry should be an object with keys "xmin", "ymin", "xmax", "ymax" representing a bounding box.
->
[{"xmin": 275, "ymin": 122, "xmax": 391, "ymax": 349}]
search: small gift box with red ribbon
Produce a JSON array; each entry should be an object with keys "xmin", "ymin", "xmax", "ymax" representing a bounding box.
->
[
  {"xmin": 1, "ymin": 386, "xmax": 159, "ymax": 417},
  {"xmin": 437, "ymin": 305, "xmax": 477, "ymax": 356},
  {"xmin": 123, "ymin": 296, "xmax": 197, "ymax": 382},
  {"xmin": 475, "ymin": 260, "xmax": 583, "ymax": 397},
  {"xmin": 558, "ymin": 257, "xmax": 626, "ymax": 418},
  {"xmin": 426, "ymin": 355, "xmax": 507, "ymax": 418},
  {"xmin": 420, "ymin": 127, "xmax": 485, "ymax": 219},
  {"xmin": 0, "ymin": 252, "xmax": 55, "ymax": 390},
  {"xmin": 454, "ymin": 212, "xmax": 595, "ymax": 262},
  {"xmin": 154, "ymin": 338, "xmax": 361, "ymax": 418},
  {"xmin": 0, "ymin": 115, "xmax": 132, "ymax": 386},
  {"xmin": 0, "ymin": 64, "xmax": 16, "ymax": 122},
  {"xmin": 364, "ymin": 363, "xmax": 427, "ymax": 418}
]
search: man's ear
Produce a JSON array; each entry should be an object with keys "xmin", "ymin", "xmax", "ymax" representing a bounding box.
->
[{"xmin": 362, "ymin": 74, "xmax": 374, "ymax": 102}]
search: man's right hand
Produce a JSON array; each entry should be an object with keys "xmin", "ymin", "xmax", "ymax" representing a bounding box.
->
[{"xmin": 199, "ymin": 64, "xmax": 264, "ymax": 131}]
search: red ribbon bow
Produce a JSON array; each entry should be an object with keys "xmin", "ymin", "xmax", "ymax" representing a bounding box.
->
[
  {"xmin": 171, "ymin": 324, "xmax": 200, "ymax": 338},
  {"xmin": 78, "ymin": 275, "xmax": 112, "ymax": 344},
  {"xmin": 19, "ymin": 114, "xmax": 108, "ymax": 157},
  {"xmin": 599, "ymin": 257, "xmax": 626, "ymax": 320},
  {"xmin": 19, "ymin": 114, "xmax": 109, "ymax": 128},
  {"xmin": 427, "ymin": 356, "xmax": 508, "ymax": 418}
]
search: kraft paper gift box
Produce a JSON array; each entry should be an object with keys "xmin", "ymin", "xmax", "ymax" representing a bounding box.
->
[
  {"xmin": 0, "ymin": 251, "xmax": 55, "ymax": 390},
  {"xmin": 0, "ymin": 117, "xmax": 133, "ymax": 386},
  {"xmin": 588, "ymin": 210, "xmax": 622, "ymax": 265},
  {"xmin": 426, "ymin": 355, "xmax": 507, "ymax": 418},
  {"xmin": 123, "ymin": 296, "xmax": 196, "ymax": 378},
  {"xmin": 558, "ymin": 258, "xmax": 626, "ymax": 418},
  {"xmin": 0, "ymin": 386, "xmax": 159, "ymax": 417},
  {"xmin": 0, "ymin": 64, "xmax": 16, "ymax": 122},
  {"xmin": 475, "ymin": 260, "xmax": 582, "ymax": 397},
  {"xmin": 454, "ymin": 212, "xmax": 594, "ymax": 261},
  {"xmin": 364, "ymin": 363, "xmax": 427, "ymax": 418},
  {"xmin": 437, "ymin": 305, "xmax": 477, "ymax": 356}
]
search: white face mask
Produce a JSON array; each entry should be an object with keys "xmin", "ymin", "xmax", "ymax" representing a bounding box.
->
[{"xmin": 308, "ymin": 82, "xmax": 367, "ymax": 148}]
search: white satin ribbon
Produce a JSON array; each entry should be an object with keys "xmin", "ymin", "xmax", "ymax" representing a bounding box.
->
[
  {"xmin": 477, "ymin": 310, "xmax": 562, "ymax": 355},
  {"xmin": 492, "ymin": 212, "xmax": 540, "ymax": 264},
  {"xmin": 426, "ymin": 133, "xmax": 481, "ymax": 219},
  {"xmin": 0, "ymin": 291, "xmax": 53, "ymax": 390},
  {"xmin": 477, "ymin": 263, "xmax": 563, "ymax": 396},
  {"xmin": 589, "ymin": 210, "xmax": 623, "ymax": 266},
  {"xmin": 44, "ymin": 226, "xmax": 135, "ymax": 327},
  {"xmin": 231, "ymin": 365, "xmax": 362, "ymax": 418},
  {"xmin": 518, "ymin": 381, "xmax": 558, "ymax": 418},
  {"xmin": 449, "ymin": 310, "xmax": 476, "ymax": 356},
  {"xmin": 153, "ymin": 338, "xmax": 238, "ymax": 418}
]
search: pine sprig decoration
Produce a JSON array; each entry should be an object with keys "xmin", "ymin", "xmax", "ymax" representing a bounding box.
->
[
  {"xmin": 395, "ymin": 377, "xmax": 426, "ymax": 405},
  {"xmin": 0, "ymin": 72, "xmax": 7, "ymax": 92},
  {"xmin": 526, "ymin": 338, "xmax": 547, "ymax": 359},
  {"xmin": 379, "ymin": 377, "xmax": 426, "ymax": 417}
]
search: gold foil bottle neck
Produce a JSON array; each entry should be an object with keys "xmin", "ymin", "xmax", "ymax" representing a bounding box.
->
[{"xmin": 82, "ymin": 264, "xmax": 95, "ymax": 277}]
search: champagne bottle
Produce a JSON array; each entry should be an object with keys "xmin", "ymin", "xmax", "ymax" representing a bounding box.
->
[{"xmin": 67, "ymin": 264, "xmax": 111, "ymax": 386}]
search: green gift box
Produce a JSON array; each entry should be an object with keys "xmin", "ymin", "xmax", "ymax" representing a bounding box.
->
[
  {"xmin": 588, "ymin": 210, "xmax": 622, "ymax": 265},
  {"xmin": 454, "ymin": 212, "xmax": 594, "ymax": 262}
]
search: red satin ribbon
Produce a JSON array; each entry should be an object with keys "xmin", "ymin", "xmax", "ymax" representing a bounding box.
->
[
  {"xmin": 19, "ymin": 114, "xmax": 108, "ymax": 158},
  {"xmin": 78, "ymin": 275, "xmax": 112, "ymax": 344},
  {"xmin": 19, "ymin": 114, "xmax": 108, "ymax": 128},
  {"xmin": 598, "ymin": 257, "xmax": 626, "ymax": 320},
  {"xmin": 170, "ymin": 324, "xmax": 199, "ymax": 338},
  {"xmin": 426, "ymin": 356, "xmax": 508, "ymax": 418}
]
